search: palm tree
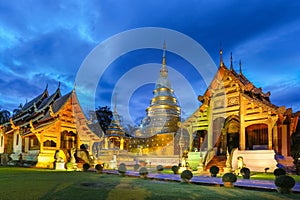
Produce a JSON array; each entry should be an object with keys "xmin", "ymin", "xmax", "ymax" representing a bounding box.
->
[{"xmin": 0, "ymin": 108, "xmax": 11, "ymax": 124}]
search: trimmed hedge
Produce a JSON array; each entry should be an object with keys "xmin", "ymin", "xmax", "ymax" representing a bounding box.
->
[
  {"xmin": 275, "ymin": 175, "xmax": 296, "ymax": 194},
  {"xmin": 273, "ymin": 168, "xmax": 286, "ymax": 177},
  {"xmin": 181, "ymin": 170, "xmax": 193, "ymax": 182},
  {"xmin": 209, "ymin": 165, "xmax": 219, "ymax": 177},
  {"xmin": 139, "ymin": 167, "xmax": 148, "ymax": 178},
  {"xmin": 222, "ymin": 173, "xmax": 237, "ymax": 183},
  {"xmin": 171, "ymin": 165, "xmax": 179, "ymax": 174},
  {"xmin": 83, "ymin": 163, "xmax": 90, "ymax": 172},
  {"xmin": 156, "ymin": 165, "xmax": 164, "ymax": 172}
]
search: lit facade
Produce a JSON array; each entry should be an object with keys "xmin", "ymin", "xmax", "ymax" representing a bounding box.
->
[
  {"xmin": 0, "ymin": 85, "xmax": 101, "ymax": 168},
  {"xmin": 183, "ymin": 50, "xmax": 299, "ymax": 171}
]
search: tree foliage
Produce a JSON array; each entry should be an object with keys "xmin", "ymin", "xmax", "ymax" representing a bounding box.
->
[
  {"xmin": 95, "ymin": 106, "xmax": 113, "ymax": 133},
  {"xmin": 0, "ymin": 108, "xmax": 11, "ymax": 124}
]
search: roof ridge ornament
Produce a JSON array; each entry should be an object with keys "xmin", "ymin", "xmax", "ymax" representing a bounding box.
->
[
  {"xmin": 219, "ymin": 47, "xmax": 224, "ymax": 67},
  {"xmin": 239, "ymin": 59, "xmax": 242, "ymax": 75},
  {"xmin": 230, "ymin": 52, "xmax": 233, "ymax": 70}
]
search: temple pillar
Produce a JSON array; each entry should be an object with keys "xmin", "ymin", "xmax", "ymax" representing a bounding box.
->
[
  {"xmin": 273, "ymin": 125, "xmax": 278, "ymax": 152},
  {"xmin": 281, "ymin": 125, "xmax": 288, "ymax": 156},
  {"xmin": 104, "ymin": 137, "xmax": 108, "ymax": 149},
  {"xmin": 24, "ymin": 138, "xmax": 29, "ymax": 153},
  {"xmin": 239, "ymin": 94, "xmax": 246, "ymax": 150},
  {"xmin": 207, "ymin": 106, "xmax": 213, "ymax": 150},
  {"xmin": 268, "ymin": 123, "xmax": 273, "ymax": 150},
  {"xmin": 239, "ymin": 126, "xmax": 245, "ymax": 150},
  {"xmin": 120, "ymin": 137, "xmax": 124, "ymax": 150},
  {"xmin": 40, "ymin": 133, "xmax": 44, "ymax": 153}
]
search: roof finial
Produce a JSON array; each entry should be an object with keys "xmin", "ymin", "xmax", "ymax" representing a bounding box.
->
[
  {"xmin": 219, "ymin": 44, "xmax": 224, "ymax": 67},
  {"xmin": 239, "ymin": 59, "xmax": 242, "ymax": 75},
  {"xmin": 160, "ymin": 41, "xmax": 168, "ymax": 78},
  {"xmin": 58, "ymin": 81, "xmax": 61, "ymax": 89},
  {"xmin": 230, "ymin": 52, "xmax": 233, "ymax": 70},
  {"xmin": 73, "ymin": 82, "xmax": 76, "ymax": 91},
  {"xmin": 113, "ymin": 94, "xmax": 117, "ymax": 113},
  {"xmin": 162, "ymin": 40, "xmax": 166, "ymax": 66}
]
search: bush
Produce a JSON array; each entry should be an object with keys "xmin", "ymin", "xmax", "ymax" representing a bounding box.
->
[
  {"xmin": 156, "ymin": 165, "xmax": 164, "ymax": 172},
  {"xmin": 134, "ymin": 164, "xmax": 140, "ymax": 171},
  {"xmin": 66, "ymin": 162, "xmax": 74, "ymax": 170},
  {"xmin": 209, "ymin": 166, "xmax": 219, "ymax": 177},
  {"xmin": 181, "ymin": 170, "xmax": 193, "ymax": 183},
  {"xmin": 83, "ymin": 163, "xmax": 90, "ymax": 172},
  {"xmin": 118, "ymin": 164, "xmax": 127, "ymax": 176},
  {"xmin": 222, "ymin": 173, "xmax": 237, "ymax": 183},
  {"xmin": 171, "ymin": 165, "xmax": 179, "ymax": 174},
  {"xmin": 139, "ymin": 167, "xmax": 148, "ymax": 178},
  {"xmin": 274, "ymin": 168, "xmax": 286, "ymax": 177},
  {"xmin": 275, "ymin": 175, "xmax": 296, "ymax": 194},
  {"xmin": 240, "ymin": 167, "xmax": 250, "ymax": 179},
  {"xmin": 95, "ymin": 164, "xmax": 103, "ymax": 170}
]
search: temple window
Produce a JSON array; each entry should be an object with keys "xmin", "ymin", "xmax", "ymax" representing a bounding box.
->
[
  {"xmin": 30, "ymin": 137, "xmax": 40, "ymax": 150},
  {"xmin": 43, "ymin": 140, "xmax": 56, "ymax": 147},
  {"xmin": 16, "ymin": 134, "xmax": 19, "ymax": 146},
  {"xmin": 246, "ymin": 124, "xmax": 268, "ymax": 150}
]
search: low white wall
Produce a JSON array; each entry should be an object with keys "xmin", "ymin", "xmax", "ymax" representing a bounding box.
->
[
  {"xmin": 135, "ymin": 155, "xmax": 180, "ymax": 166},
  {"xmin": 232, "ymin": 150, "xmax": 277, "ymax": 172}
]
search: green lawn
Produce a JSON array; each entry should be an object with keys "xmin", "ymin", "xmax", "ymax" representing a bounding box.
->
[{"xmin": 0, "ymin": 167, "xmax": 299, "ymax": 200}]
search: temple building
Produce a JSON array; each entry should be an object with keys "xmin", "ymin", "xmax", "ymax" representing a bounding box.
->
[
  {"xmin": 0, "ymin": 84, "xmax": 101, "ymax": 168},
  {"xmin": 183, "ymin": 49, "xmax": 299, "ymax": 172},
  {"xmin": 129, "ymin": 43, "xmax": 181, "ymax": 155},
  {"xmin": 103, "ymin": 103, "xmax": 128, "ymax": 150}
]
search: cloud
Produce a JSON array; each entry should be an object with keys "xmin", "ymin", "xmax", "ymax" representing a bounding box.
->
[{"xmin": 0, "ymin": 0, "xmax": 299, "ymax": 117}]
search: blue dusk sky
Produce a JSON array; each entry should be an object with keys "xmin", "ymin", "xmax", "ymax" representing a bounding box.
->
[{"xmin": 0, "ymin": 0, "xmax": 299, "ymax": 126}]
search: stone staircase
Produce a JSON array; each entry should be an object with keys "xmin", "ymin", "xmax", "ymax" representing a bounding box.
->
[
  {"xmin": 276, "ymin": 155, "xmax": 295, "ymax": 172},
  {"xmin": 205, "ymin": 155, "xmax": 226, "ymax": 172}
]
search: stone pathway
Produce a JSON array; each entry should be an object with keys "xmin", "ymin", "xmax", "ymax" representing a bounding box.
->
[{"xmin": 103, "ymin": 170, "xmax": 300, "ymax": 193}]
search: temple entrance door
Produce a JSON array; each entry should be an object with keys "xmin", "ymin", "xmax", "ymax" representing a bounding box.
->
[
  {"xmin": 224, "ymin": 117, "xmax": 240, "ymax": 154},
  {"xmin": 213, "ymin": 117, "xmax": 225, "ymax": 155},
  {"xmin": 61, "ymin": 130, "xmax": 76, "ymax": 150},
  {"xmin": 227, "ymin": 132, "xmax": 239, "ymax": 153},
  {"xmin": 192, "ymin": 130, "xmax": 207, "ymax": 151}
]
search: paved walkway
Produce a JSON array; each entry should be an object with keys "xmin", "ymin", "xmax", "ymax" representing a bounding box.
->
[{"xmin": 103, "ymin": 170, "xmax": 300, "ymax": 193}]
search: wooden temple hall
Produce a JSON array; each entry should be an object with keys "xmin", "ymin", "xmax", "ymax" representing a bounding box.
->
[
  {"xmin": 0, "ymin": 84, "xmax": 102, "ymax": 168},
  {"xmin": 182, "ymin": 50, "xmax": 299, "ymax": 171}
]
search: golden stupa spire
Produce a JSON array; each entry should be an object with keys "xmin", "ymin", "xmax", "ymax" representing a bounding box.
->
[
  {"xmin": 162, "ymin": 41, "xmax": 166, "ymax": 66},
  {"xmin": 160, "ymin": 41, "xmax": 168, "ymax": 78},
  {"xmin": 113, "ymin": 94, "xmax": 117, "ymax": 114}
]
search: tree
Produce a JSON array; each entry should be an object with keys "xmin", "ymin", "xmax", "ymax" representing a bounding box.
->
[
  {"xmin": 95, "ymin": 106, "xmax": 113, "ymax": 133},
  {"xmin": 0, "ymin": 108, "xmax": 11, "ymax": 124}
]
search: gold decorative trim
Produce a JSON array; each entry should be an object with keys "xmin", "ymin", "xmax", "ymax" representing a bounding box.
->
[
  {"xmin": 49, "ymin": 105, "xmax": 56, "ymax": 117},
  {"xmin": 10, "ymin": 118, "xmax": 19, "ymax": 130}
]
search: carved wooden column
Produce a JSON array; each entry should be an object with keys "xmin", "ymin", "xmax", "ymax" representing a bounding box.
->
[
  {"xmin": 239, "ymin": 94, "xmax": 246, "ymax": 150},
  {"xmin": 268, "ymin": 123, "xmax": 273, "ymax": 150}
]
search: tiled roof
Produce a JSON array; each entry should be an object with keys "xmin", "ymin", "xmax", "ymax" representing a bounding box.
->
[{"xmin": 38, "ymin": 88, "xmax": 61, "ymax": 110}]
